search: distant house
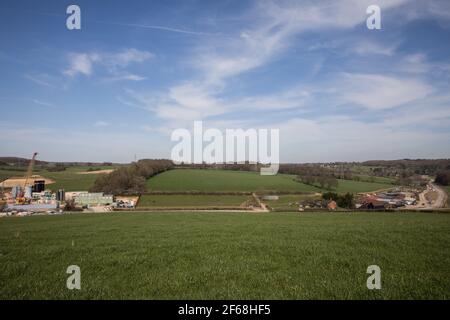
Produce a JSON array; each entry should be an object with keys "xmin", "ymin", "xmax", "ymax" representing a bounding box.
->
[
  {"xmin": 327, "ymin": 200, "xmax": 337, "ymax": 210},
  {"xmin": 72, "ymin": 192, "xmax": 113, "ymax": 206}
]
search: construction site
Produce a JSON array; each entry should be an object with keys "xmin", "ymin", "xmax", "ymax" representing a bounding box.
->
[{"xmin": 0, "ymin": 153, "xmax": 134, "ymax": 217}]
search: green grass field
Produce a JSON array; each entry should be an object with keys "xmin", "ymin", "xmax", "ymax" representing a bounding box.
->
[
  {"xmin": 147, "ymin": 169, "xmax": 392, "ymax": 193},
  {"xmin": 147, "ymin": 169, "xmax": 320, "ymax": 192},
  {"xmin": 353, "ymin": 174, "xmax": 395, "ymax": 184},
  {"xmin": 332, "ymin": 179, "xmax": 392, "ymax": 193},
  {"xmin": 2, "ymin": 167, "xmax": 394, "ymax": 194},
  {"xmin": 0, "ymin": 169, "xmax": 13, "ymax": 183},
  {"xmin": 138, "ymin": 195, "xmax": 252, "ymax": 208},
  {"xmin": 1, "ymin": 211, "xmax": 449, "ymax": 299},
  {"xmin": 0, "ymin": 166, "xmax": 116, "ymax": 192}
]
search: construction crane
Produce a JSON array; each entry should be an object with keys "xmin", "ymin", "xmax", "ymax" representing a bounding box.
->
[
  {"xmin": 15, "ymin": 152, "xmax": 38, "ymax": 205},
  {"xmin": 23, "ymin": 152, "xmax": 38, "ymax": 190}
]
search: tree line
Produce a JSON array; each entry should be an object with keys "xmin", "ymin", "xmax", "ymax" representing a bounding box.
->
[
  {"xmin": 280, "ymin": 164, "xmax": 339, "ymax": 190},
  {"xmin": 364, "ymin": 159, "xmax": 450, "ymax": 177},
  {"xmin": 90, "ymin": 159, "xmax": 173, "ymax": 194}
]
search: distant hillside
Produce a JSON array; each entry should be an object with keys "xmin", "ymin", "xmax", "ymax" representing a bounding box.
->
[
  {"xmin": 362, "ymin": 159, "xmax": 450, "ymax": 175},
  {"xmin": 0, "ymin": 157, "xmax": 48, "ymax": 167},
  {"xmin": 0, "ymin": 157, "xmax": 123, "ymax": 168},
  {"xmin": 362, "ymin": 159, "xmax": 450, "ymax": 167}
]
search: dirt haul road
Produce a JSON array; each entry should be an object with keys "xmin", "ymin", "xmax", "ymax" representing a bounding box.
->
[
  {"xmin": 417, "ymin": 182, "xmax": 447, "ymax": 209},
  {"xmin": 430, "ymin": 182, "xmax": 448, "ymax": 208}
]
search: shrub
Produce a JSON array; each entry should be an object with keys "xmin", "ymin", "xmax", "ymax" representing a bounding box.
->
[
  {"xmin": 322, "ymin": 192, "xmax": 354, "ymax": 209},
  {"xmin": 435, "ymin": 171, "xmax": 450, "ymax": 186}
]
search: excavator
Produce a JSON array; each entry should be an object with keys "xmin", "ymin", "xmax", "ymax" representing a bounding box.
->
[{"xmin": 15, "ymin": 152, "xmax": 38, "ymax": 205}]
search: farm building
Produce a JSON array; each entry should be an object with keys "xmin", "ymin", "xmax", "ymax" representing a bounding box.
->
[
  {"xmin": 261, "ymin": 195, "xmax": 279, "ymax": 201},
  {"xmin": 327, "ymin": 200, "xmax": 337, "ymax": 210},
  {"xmin": 73, "ymin": 192, "xmax": 113, "ymax": 206}
]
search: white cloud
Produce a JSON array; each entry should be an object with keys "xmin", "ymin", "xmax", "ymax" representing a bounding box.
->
[
  {"xmin": 107, "ymin": 48, "xmax": 153, "ymax": 68},
  {"xmin": 32, "ymin": 99, "xmax": 54, "ymax": 108},
  {"xmin": 94, "ymin": 121, "xmax": 108, "ymax": 127},
  {"xmin": 131, "ymin": 0, "xmax": 411, "ymax": 124},
  {"xmin": 122, "ymin": 74, "xmax": 146, "ymax": 81},
  {"xmin": 24, "ymin": 74, "xmax": 56, "ymax": 88},
  {"xmin": 400, "ymin": 0, "xmax": 450, "ymax": 26},
  {"xmin": 100, "ymin": 73, "xmax": 147, "ymax": 83},
  {"xmin": 397, "ymin": 53, "xmax": 450, "ymax": 76},
  {"xmin": 194, "ymin": 0, "xmax": 409, "ymax": 82},
  {"xmin": 114, "ymin": 0, "xmax": 450, "ymax": 163},
  {"xmin": 353, "ymin": 41, "xmax": 397, "ymax": 56},
  {"xmin": 229, "ymin": 88, "xmax": 310, "ymax": 111},
  {"xmin": 103, "ymin": 22, "xmax": 219, "ymax": 36},
  {"xmin": 63, "ymin": 49, "xmax": 152, "ymax": 78},
  {"xmin": 64, "ymin": 53, "xmax": 97, "ymax": 77},
  {"xmin": 339, "ymin": 73, "xmax": 433, "ymax": 110},
  {"xmin": 276, "ymin": 116, "xmax": 450, "ymax": 162}
]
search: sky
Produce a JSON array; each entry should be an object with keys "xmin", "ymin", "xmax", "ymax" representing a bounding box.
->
[{"xmin": 0, "ymin": 0, "xmax": 450, "ymax": 163}]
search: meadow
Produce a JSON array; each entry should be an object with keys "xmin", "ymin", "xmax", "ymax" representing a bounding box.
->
[
  {"xmin": 146, "ymin": 169, "xmax": 393, "ymax": 193},
  {"xmin": 137, "ymin": 194, "xmax": 252, "ymax": 208},
  {"xmin": 1, "ymin": 211, "xmax": 449, "ymax": 299},
  {"xmin": 2, "ymin": 167, "xmax": 394, "ymax": 195}
]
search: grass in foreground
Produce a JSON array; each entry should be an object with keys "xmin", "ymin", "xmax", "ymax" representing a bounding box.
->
[{"xmin": 0, "ymin": 211, "xmax": 449, "ymax": 299}]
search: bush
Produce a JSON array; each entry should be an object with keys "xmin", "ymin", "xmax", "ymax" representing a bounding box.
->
[
  {"xmin": 64, "ymin": 199, "xmax": 82, "ymax": 211},
  {"xmin": 322, "ymin": 192, "xmax": 339, "ymax": 200},
  {"xmin": 322, "ymin": 192, "xmax": 354, "ymax": 209},
  {"xmin": 336, "ymin": 193, "xmax": 354, "ymax": 209},
  {"xmin": 435, "ymin": 171, "xmax": 450, "ymax": 186}
]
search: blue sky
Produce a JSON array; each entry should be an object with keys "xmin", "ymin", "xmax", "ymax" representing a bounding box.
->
[{"xmin": 0, "ymin": 0, "xmax": 450, "ymax": 163}]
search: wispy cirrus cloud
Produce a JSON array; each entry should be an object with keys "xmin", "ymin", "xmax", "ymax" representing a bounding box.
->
[
  {"xmin": 6, "ymin": 0, "xmax": 450, "ymax": 162},
  {"xmin": 94, "ymin": 121, "xmax": 109, "ymax": 127},
  {"xmin": 98, "ymin": 21, "xmax": 220, "ymax": 36},
  {"xmin": 32, "ymin": 99, "xmax": 55, "ymax": 108},
  {"xmin": 63, "ymin": 48, "xmax": 153, "ymax": 79},
  {"xmin": 118, "ymin": 0, "xmax": 413, "ymax": 127},
  {"xmin": 24, "ymin": 73, "xmax": 57, "ymax": 88},
  {"xmin": 338, "ymin": 73, "xmax": 434, "ymax": 110}
]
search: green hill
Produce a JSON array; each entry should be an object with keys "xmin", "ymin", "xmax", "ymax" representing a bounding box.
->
[{"xmin": 146, "ymin": 169, "xmax": 393, "ymax": 193}]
